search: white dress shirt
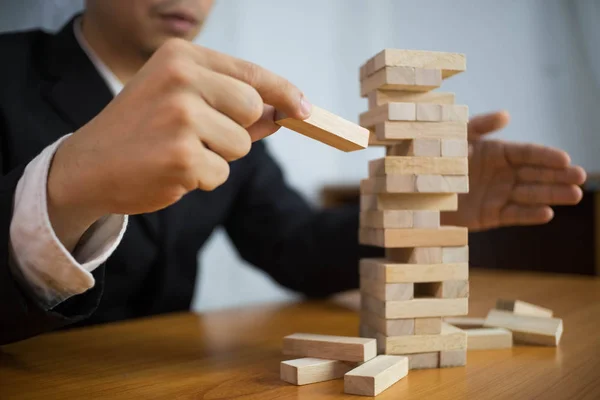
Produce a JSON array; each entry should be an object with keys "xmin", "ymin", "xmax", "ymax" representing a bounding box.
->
[{"xmin": 9, "ymin": 19, "xmax": 127, "ymax": 309}]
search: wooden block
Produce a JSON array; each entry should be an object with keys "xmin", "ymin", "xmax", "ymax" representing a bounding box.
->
[
  {"xmin": 360, "ymin": 66, "xmax": 441, "ymax": 97},
  {"xmin": 275, "ymin": 105, "xmax": 368, "ymax": 152},
  {"xmin": 359, "ymin": 323, "xmax": 378, "ymax": 340},
  {"xmin": 444, "ymin": 317, "xmax": 485, "ymax": 329},
  {"xmin": 360, "ymin": 259, "xmax": 468, "ymax": 283},
  {"xmin": 441, "ymin": 139, "xmax": 469, "ymax": 157},
  {"xmin": 439, "ymin": 348, "xmax": 467, "ymax": 368},
  {"xmin": 385, "ymin": 247, "xmax": 443, "ymax": 264},
  {"xmin": 360, "ymin": 193, "xmax": 458, "ymax": 211},
  {"xmin": 496, "ymin": 299, "xmax": 553, "ymax": 318},
  {"xmin": 359, "ymin": 226, "xmax": 468, "ymax": 248},
  {"xmin": 466, "ymin": 328, "xmax": 513, "ymax": 350},
  {"xmin": 417, "ymin": 104, "xmax": 468, "ymax": 122},
  {"xmin": 439, "ymin": 280, "xmax": 470, "ymax": 298},
  {"xmin": 414, "ymin": 318, "xmax": 442, "ymax": 335},
  {"xmin": 416, "ymin": 103, "xmax": 443, "ymax": 121},
  {"xmin": 362, "ymin": 49, "xmax": 466, "ymax": 79},
  {"xmin": 380, "ymin": 323, "xmax": 467, "ymax": 354},
  {"xmin": 368, "ymin": 90, "xmax": 456, "ymax": 108},
  {"xmin": 386, "ymin": 139, "xmax": 441, "ymax": 157},
  {"xmin": 406, "ymin": 352, "xmax": 439, "ymax": 370},
  {"xmin": 361, "ymin": 310, "xmax": 415, "ymax": 336},
  {"xmin": 344, "ymin": 355, "xmax": 409, "ymax": 396},
  {"xmin": 369, "ymin": 156, "xmax": 468, "ymax": 176},
  {"xmin": 442, "ymin": 246, "xmax": 469, "ymax": 263},
  {"xmin": 483, "ymin": 309, "xmax": 563, "ymax": 346},
  {"xmin": 360, "ymin": 278, "xmax": 414, "ymax": 301},
  {"xmin": 360, "ymin": 210, "xmax": 439, "ymax": 229},
  {"xmin": 374, "ymin": 121, "xmax": 468, "ymax": 141},
  {"xmin": 280, "ymin": 358, "xmax": 355, "ymax": 385},
  {"xmin": 360, "ymin": 175, "xmax": 469, "ymax": 194},
  {"xmin": 283, "ymin": 333, "xmax": 377, "ymax": 362},
  {"xmin": 362, "ymin": 295, "xmax": 469, "ymax": 319},
  {"xmin": 442, "ymin": 105, "xmax": 469, "ymax": 122},
  {"xmin": 360, "ymin": 103, "xmax": 416, "ymax": 128}
]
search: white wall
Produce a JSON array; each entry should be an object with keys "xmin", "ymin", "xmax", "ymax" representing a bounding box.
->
[{"xmin": 1, "ymin": 0, "xmax": 598, "ymax": 311}]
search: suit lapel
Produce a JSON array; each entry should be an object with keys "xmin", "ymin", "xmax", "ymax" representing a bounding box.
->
[{"xmin": 40, "ymin": 17, "xmax": 161, "ymax": 243}]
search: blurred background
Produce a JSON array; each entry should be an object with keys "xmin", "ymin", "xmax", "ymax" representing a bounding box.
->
[{"xmin": 1, "ymin": 0, "xmax": 599, "ymax": 311}]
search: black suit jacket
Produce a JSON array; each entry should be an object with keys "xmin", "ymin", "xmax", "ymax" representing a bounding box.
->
[{"xmin": 0, "ymin": 18, "xmax": 379, "ymax": 345}]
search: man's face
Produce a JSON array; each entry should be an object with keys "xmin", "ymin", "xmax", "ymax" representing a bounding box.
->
[{"xmin": 87, "ymin": 0, "xmax": 214, "ymax": 54}]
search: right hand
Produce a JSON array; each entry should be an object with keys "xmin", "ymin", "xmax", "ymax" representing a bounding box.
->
[{"xmin": 47, "ymin": 38, "xmax": 311, "ymax": 249}]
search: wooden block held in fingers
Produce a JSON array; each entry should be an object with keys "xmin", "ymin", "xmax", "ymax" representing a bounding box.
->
[
  {"xmin": 385, "ymin": 247, "xmax": 443, "ymax": 264},
  {"xmin": 441, "ymin": 139, "xmax": 469, "ymax": 157},
  {"xmin": 360, "ymin": 258, "xmax": 468, "ymax": 283},
  {"xmin": 444, "ymin": 317, "xmax": 485, "ymax": 329},
  {"xmin": 374, "ymin": 121, "xmax": 468, "ymax": 141},
  {"xmin": 360, "ymin": 175, "xmax": 468, "ymax": 194},
  {"xmin": 275, "ymin": 105, "xmax": 369, "ymax": 152},
  {"xmin": 361, "ymin": 310, "xmax": 415, "ymax": 336},
  {"xmin": 483, "ymin": 309, "xmax": 563, "ymax": 346},
  {"xmin": 369, "ymin": 156, "xmax": 468, "ymax": 176},
  {"xmin": 496, "ymin": 299, "xmax": 553, "ymax": 318},
  {"xmin": 442, "ymin": 246, "xmax": 469, "ymax": 263},
  {"xmin": 280, "ymin": 358, "xmax": 355, "ymax": 385},
  {"xmin": 362, "ymin": 49, "xmax": 466, "ymax": 79},
  {"xmin": 360, "ymin": 278, "xmax": 414, "ymax": 301},
  {"xmin": 414, "ymin": 317, "xmax": 442, "ymax": 335},
  {"xmin": 439, "ymin": 348, "xmax": 467, "ymax": 368},
  {"xmin": 344, "ymin": 355, "xmax": 409, "ymax": 396},
  {"xmin": 466, "ymin": 328, "xmax": 513, "ymax": 350},
  {"xmin": 362, "ymin": 295, "xmax": 469, "ymax": 319},
  {"xmin": 360, "ymin": 66, "xmax": 441, "ymax": 97},
  {"xmin": 360, "ymin": 103, "xmax": 416, "ymax": 128},
  {"xmin": 407, "ymin": 352, "xmax": 439, "ymax": 370},
  {"xmin": 359, "ymin": 226, "xmax": 468, "ymax": 248},
  {"xmin": 380, "ymin": 323, "xmax": 467, "ymax": 354},
  {"xmin": 360, "ymin": 193, "xmax": 459, "ymax": 211},
  {"xmin": 360, "ymin": 210, "xmax": 439, "ymax": 229},
  {"xmin": 386, "ymin": 139, "xmax": 441, "ymax": 157},
  {"xmin": 368, "ymin": 90, "xmax": 455, "ymax": 108},
  {"xmin": 283, "ymin": 333, "xmax": 377, "ymax": 362}
]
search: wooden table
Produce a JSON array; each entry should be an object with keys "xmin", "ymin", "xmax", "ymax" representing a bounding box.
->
[{"xmin": 1, "ymin": 270, "xmax": 599, "ymax": 399}]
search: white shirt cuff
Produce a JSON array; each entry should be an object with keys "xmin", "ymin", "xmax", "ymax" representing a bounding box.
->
[{"xmin": 9, "ymin": 135, "xmax": 128, "ymax": 309}]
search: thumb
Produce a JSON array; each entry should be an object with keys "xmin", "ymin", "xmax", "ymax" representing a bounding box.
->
[
  {"xmin": 247, "ymin": 105, "xmax": 280, "ymax": 142},
  {"xmin": 468, "ymin": 110, "xmax": 511, "ymax": 141}
]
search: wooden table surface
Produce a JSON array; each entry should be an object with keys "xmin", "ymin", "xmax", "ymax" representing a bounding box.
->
[{"xmin": 1, "ymin": 269, "xmax": 599, "ymax": 399}]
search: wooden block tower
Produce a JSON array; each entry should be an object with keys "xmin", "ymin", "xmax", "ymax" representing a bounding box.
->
[{"xmin": 357, "ymin": 49, "xmax": 470, "ymax": 369}]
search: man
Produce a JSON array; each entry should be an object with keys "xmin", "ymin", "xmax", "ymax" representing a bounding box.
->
[{"xmin": 0, "ymin": 0, "xmax": 585, "ymax": 345}]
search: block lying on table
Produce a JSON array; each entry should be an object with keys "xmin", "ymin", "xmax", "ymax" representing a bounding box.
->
[
  {"xmin": 360, "ymin": 258, "xmax": 469, "ymax": 283},
  {"xmin": 440, "ymin": 348, "xmax": 467, "ymax": 368},
  {"xmin": 280, "ymin": 358, "xmax": 355, "ymax": 385},
  {"xmin": 362, "ymin": 295, "xmax": 468, "ymax": 319},
  {"xmin": 379, "ymin": 323, "xmax": 467, "ymax": 354},
  {"xmin": 466, "ymin": 327, "xmax": 513, "ymax": 350},
  {"xmin": 283, "ymin": 333, "xmax": 377, "ymax": 362},
  {"xmin": 483, "ymin": 309, "xmax": 563, "ymax": 346},
  {"xmin": 496, "ymin": 299, "xmax": 553, "ymax": 318},
  {"xmin": 344, "ymin": 355, "xmax": 409, "ymax": 396},
  {"xmin": 406, "ymin": 352, "xmax": 440, "ymax": 370}
]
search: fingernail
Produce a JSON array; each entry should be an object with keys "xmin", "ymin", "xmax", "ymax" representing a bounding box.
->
[{"xmin": 300, "ymin": 96, "xmax": 312, "ymax": 119}]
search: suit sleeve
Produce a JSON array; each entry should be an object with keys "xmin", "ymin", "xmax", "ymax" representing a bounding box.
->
[{"xmin": 224, "ymin": 141, "xmax": 382, "ymax": 297}]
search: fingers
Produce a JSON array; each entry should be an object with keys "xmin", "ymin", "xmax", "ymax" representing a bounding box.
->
[
  {"xmin": 195, "ymin": 103, "xmax": 252, "ymax": 161},
  {"xmin": 468, "ymin": 111, "xmax": 510, "ymax": 140},
  {"xmin": 499, "ymin": 204, "xmax": 554, "ymax": 227},
  {"xmin": 504, "ymin": 142, "xmax": 570, "ymax": 168},
  {"xmin": 246, "ymin": 105, "xmax": 281, "ymax": 142},
  {"xmin": 193, "ymin": 146, "xmax": 231, "ymax": 191},
  {"xmin": 517, "ymin": 165, "xmax": 587, "ymax": 185},
  {"xmin": 511, "ymin": 184, "xmax": 583, "ymax": 205}
]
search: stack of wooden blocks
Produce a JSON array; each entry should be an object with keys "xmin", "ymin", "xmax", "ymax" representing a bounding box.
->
[{"xmin": 357, "ymin": 49, "xmax": 471, "ymax": 370}]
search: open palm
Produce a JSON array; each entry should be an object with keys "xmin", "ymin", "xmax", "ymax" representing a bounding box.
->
[{"xmin": 442, "ymin": 111, "xmax": 587, "ymax": 231}]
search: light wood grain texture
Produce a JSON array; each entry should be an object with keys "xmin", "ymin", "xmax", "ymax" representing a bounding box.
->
[
  {"xmin": 362, "ymin": 49, "xmax": 466, "ymax": 79},
  {"xmin": 360, "ymin": 311, "xmax": 415, "ymax": 336},
  {"xmin": 362, "ymin": 295, "xmax": 469, "ymax": 319},
  {"xmin": 360, "ymin": 210, "xmax": 439, "ymax": 229},
  {"xmin": 374, "ymin": 121, "xmax": 468, "ymax": 141},
  {"xmin": 412, "ymin": 211, "xmax": 441, "ymax": 228},
  {"xmin": 368, "ymin": 90, "xmax": 455, "ymax": 108},
  {"xmin": 360, "ymin": 67, "xmax": 442, "ymax": 97},
  {"xmin": 442, "ymin": 246, "xmax": 470, "ymax": 263},
  {"xmin": 359, "ymin": 226, "xmax": 468, "ymax": 248},
  {"xmin": 360, "ymin": 175, "xmax": 469, "ymax": 194},
  {"xmin": 406, "ymin": 352, "xmax": 440, "ymax": 370},
  {"xmin": 414, "ymin": 318, "xmax": 443, "ymax": 335},
  {"xmin": 439, "ymin": 280, "xmax": 470, "ymax": 298},
  {"xmin": 483, "ymin": 309, "xmax": 563, "ymax": 346},
  {"xmin": 442, "ymin": 105, "xmax": 469, "ymax": 122},
  {"xmin": 280, "ymin": 358, "xmax": 355, "ymax": 385},
  {"xmin": 344, "ymin": 355, "xmax": 409, "ymax": 396},
  {"xmin": 379, "ymin": 323, "xmax": 467, "ymax": 354},
  {"xmin": 1, "ymin": 270, "xmax": 599, "ymax": 399},
  {"xmin": 360, "ymin": 193, "xmax": 459, "ymax": 212},
  {"xmin": 360, "ymin": 259, "xmax": 468, "ymax": 283},
  {"xmin": 283, "ymin": 333, "xmax": 377, "ymax": 362},
  {"xmin": 441, "ymin": 139, "xmax": 469, "ymax": 157},
  {"xmin": 444, "ymin": 316, "xmax": 485, "ymax": 329},
  {"xmin": 466, "ymin": 328, "xmax": 513, "ymax": 350},
  {"xmin": 275, "ymin": 105, "xmax": 369, "ymax": 152},
  {"xmin": 496, "ymin": 299, "xmax": 554, "ymax": 317},
  {"xmin": 360, "ymin": 103, "xmax": 416, "ymax": 128},
  {"xmin": 360, "ymin": 278, "xmax": 414, "ymax": 302},
  {"xmin": 415, "ymin": 103, "xmax": 443, "ymax": 121},
  {"xmin": 386, "ymin": 139, "xmax": 441, "ymax": 157},
  {"xmin": 369, "ymin": 156, "xmax": 468, "ymax": 176},
  {"xmin": 439, "ymin": 348, "xmax": 467, "ymax": 368}
]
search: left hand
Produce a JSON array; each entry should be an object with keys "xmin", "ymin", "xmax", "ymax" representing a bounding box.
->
[{"xmin": 442, "ymin": 111, "xmax": 587, "ymax": 231}]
